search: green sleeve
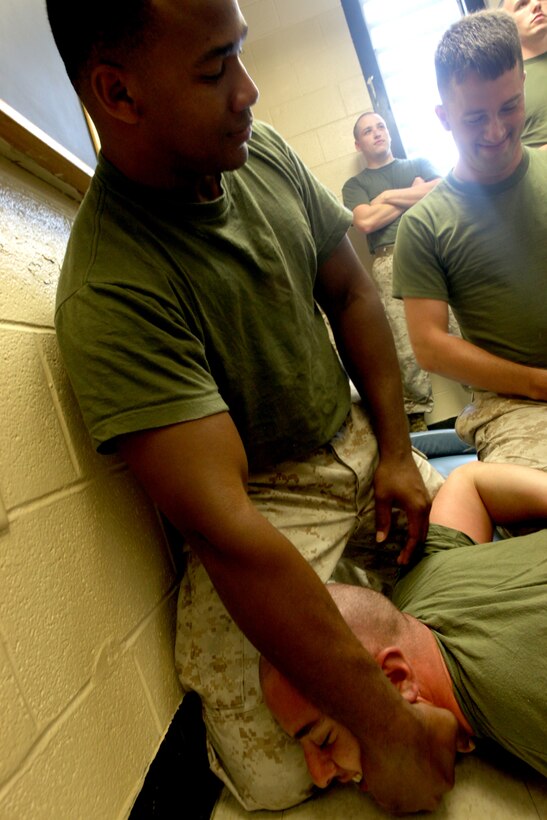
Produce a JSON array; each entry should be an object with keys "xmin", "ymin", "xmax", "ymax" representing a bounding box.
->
[
  {"xmin": 341, "ymin": 175, "xmax": 371, "ymax": 212},
  {"xmin": 56, "ymin": 281, "xmax": 227, "ymax": 453},
  {"xmin": 392, "ymin": 206, "xmax": 450, "ymax": 302}
]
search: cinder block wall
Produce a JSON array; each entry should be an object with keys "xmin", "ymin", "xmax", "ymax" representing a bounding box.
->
[
  {"xmin": 240, "ymin": 0, "xmax": 370, "ymax": 199},
  {"xmin": 0, "ymin": 153, "xmax": 182, "ymax": 819}
]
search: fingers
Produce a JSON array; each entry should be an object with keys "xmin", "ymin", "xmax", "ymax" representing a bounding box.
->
[
  {"xmin": 374, "ymin": 496, "xmax": 391, "ymax": 545},
  {"xmin": 398, "ymin": 502, "xmax": 430, "ymax": 564}
]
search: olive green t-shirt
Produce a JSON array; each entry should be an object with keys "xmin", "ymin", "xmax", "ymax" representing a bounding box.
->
[
  {"xmin": 393, "ymin": 148, "xmax": 547, "ymax": 373},
  {"xmin": 55, "ymin": 122, "xmax": 352, "ymax": 467},
  {"xmin": 521, "ymin": 51, "xmax": 547, "ymax": 149},
  {"xmin": 341, "ymin": 158, "xmax": 438, "ymax": 253},
  {"xmin": 393, "ymin": 524, "xmax": 547, "ymax": 777}
]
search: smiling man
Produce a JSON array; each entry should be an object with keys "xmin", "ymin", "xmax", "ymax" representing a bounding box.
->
[
  {"xmin": 393, "ymin": 10, "xmax": 547, "ymax": 473},
  {"xmin": 500, "ymin": 0, "xmax": 547, "ymax": 149},
  {"xmin": 45, "ymin": 0, "xmax": 454, "ymax": 814}
]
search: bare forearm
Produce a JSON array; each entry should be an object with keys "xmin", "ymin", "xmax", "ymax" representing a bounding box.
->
[
  {"xmin": 470, "ymin": 461, "xmax": 547, "ymax": 524},
  {"xmin": 188, "ymin": 503, "xmax": 406, "ymax": 741},
  {"xmin": 352, "ymin": 201, "xmax": 403, "ymax": 235},
  {"xmin": 431, "ymin": 460, "xmax": 547, "ymax": 540},
  {"xmin": 331, "ymin": 291, "xmax": 409, "ymax": 457},
  {"xmin": 378, "ymin": 180, "xmax": 439, "ymax": 209},
  {"xmin": 413, "ymin": 331, "xmax": 547, "ymax": 400}
]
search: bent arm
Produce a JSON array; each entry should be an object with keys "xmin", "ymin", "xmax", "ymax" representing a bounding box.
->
[
  {"xmin": 352, "ymin": 178, "xmax": 440, "ymax": 235},
  {"xmin": 431, "ymin": 461, "xmax": 547, "ymax": 542},
  {"xmin": 404, "ymin": 298, "xmax": 547, "ymax": 400},
  {"xmin": 379, "ymin": 177, "xmax": 440, "ymax": 208},
  {"xmin": 315, "ymin": 236, "xmax": 431, "ymax": 558},
  {"xmin": 118, "ymin": 413, "xmax": 387, "ymax": 695},
  {"xmin": 119, "ymin": 411, "xmax": 456, "ymax": 812}
]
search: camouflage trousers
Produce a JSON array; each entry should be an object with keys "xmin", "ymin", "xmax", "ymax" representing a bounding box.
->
[
  {"xmin": 371, "ymin": 251, "xmax": 433, "ymax": 415},
  {"xmin": 456, "ymin": 391, "xmax": 547, "ymax": 470},
  {"xmin": 175, "ymin": 402, "xmax": 444, "ymax": 810}
]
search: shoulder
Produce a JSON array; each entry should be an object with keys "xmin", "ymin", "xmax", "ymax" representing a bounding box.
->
[
  {"xmin": 248, "ymin": 120, "xmax": 298, "ymax": 168},
  {"xmin": 342, "ymin": 167, "xmax": 368, "ymax": 189},
  {"xmin": 527, "ymin": 145, "xmax": 547, "ymax": 169}
]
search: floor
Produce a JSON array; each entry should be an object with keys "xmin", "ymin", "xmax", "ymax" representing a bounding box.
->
[{"xmin": 212, "ymin": 746, "xmax": 547, "ymax": 820}]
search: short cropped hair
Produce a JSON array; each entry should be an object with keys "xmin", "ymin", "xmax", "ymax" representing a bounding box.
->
[
  {"xmin": 435, "ymin": 10, "xmax": 523, "ymax": 99},
  {"xmin": 352, "ymin": 111, "xmax": 377, "ymax": 141},
  {"xmin": 45, "ymin": 0, "xmax": 157, "ymax": 94}
]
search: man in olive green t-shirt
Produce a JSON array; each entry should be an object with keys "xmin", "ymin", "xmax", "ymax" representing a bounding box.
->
[
  {"xmin": 342, "ymin": 112, "xmax": 441, "ymax": 430},
  {"xmin": 393, "ymin": 11, "xmax": 547, "ymax": 471},
  {"xmin": 261, "ymin": 460, "xmax": 547, "ymax": 797},
  {"xmin": 45, "ymin": 0, "xmax": 456, "ymax": 814}
]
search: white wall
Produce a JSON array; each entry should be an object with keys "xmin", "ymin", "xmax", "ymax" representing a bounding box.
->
[{"xmin": 0, "ymin": 154, "xmax": 182, "ymax": 819}]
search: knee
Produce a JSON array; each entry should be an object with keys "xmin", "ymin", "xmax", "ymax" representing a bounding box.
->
[{"xmin": 204, "ymin": 705, "xmax": 314, "ymax": 811}]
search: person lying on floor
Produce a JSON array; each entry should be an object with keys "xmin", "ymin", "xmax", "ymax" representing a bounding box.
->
[{"xmin": 261, "ymin": 460, "xmax": 547, "ymax": 797}]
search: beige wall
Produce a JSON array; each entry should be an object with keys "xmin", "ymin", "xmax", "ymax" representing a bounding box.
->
[
  {"xmin": 0, "ymin": 154, "xmax": 182, "ymax": 818},
  {"xmin": 240, "ymin": 0, "xmax": 371, "ymax": 200}
]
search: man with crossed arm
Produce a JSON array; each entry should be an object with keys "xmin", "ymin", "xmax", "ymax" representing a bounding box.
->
[
  {"xmin": 500, "ymin": 0, "xmax": 547, "ymax": 149},
  {"xmin": 342, "ymin": 112, "xmax": 441, "ymax": 432}
]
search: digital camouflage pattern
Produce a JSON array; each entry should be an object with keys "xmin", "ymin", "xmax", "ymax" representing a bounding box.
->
[{"xmin": 175, "ymin": 402, "xmax": 444, "ymax": 810}]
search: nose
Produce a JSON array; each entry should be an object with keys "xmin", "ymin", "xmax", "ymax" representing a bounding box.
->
[
  {"xmin": 231, "ymin": 58, "xmax": 259, "ymax": 112},
  {"xmin": 483, "ymin": 116, "xmax": 506, "ymax": 144},
  {"xmin": 304, "ymin": 747, "xmax": 341, "ymax": 789}
]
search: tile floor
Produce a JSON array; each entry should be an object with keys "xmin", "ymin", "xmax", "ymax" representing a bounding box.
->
[{"xmin": 212, "ymin": 747, "xmax": 547, "ymax": 820}]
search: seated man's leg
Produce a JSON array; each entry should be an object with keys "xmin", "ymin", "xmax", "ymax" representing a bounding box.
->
[
  {"xmin": 456, "ymin": 392, "xmax": 547, "ymax": 471},
  {"xmin": 370, "ymin": 254, "xmax": 433, "ymax": 422},
  {"xmin": 175, "ymin": 415, "xmax": 375, "ymax": 810}
]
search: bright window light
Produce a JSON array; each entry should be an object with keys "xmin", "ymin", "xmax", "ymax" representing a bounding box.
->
[{"xmin": 360, "ymin": 0, "xmax": 463, "ymax": 174}]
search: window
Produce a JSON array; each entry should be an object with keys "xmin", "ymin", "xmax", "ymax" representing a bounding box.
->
[{"xmin": 343, "ymin": 1, "xmax": 487, "ymax": 174}]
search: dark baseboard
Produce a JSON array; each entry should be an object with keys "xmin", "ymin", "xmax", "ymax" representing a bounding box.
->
[{"xmin": 130, "ymin": 692, "xmax": 223, "ymax": 819}]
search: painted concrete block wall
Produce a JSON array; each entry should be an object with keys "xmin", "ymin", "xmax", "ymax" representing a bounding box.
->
[
  {"xmin": 240, "ymin": 0, "xmax": 371, "ymax": 201},
  {"xmin": 0, "ymin": 154, "xmax": 182, "ymax": 819}
]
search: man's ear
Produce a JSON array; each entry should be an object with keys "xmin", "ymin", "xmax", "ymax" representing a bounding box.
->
[
  {"xmin": 90, "ymin": 64, "xmax": 141, "ymax": 125},
  {"xmin": 376, "ymin": 646, "xmax": 419, "ymax": 703},
  {"xmin": 435, "ymin": 104, "xmax": 451, "ymax": 132}
]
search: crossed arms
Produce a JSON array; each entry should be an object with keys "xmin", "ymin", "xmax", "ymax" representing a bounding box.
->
[{"xmin": 352, "ymin": 177, "xmax": 441, "ymax": 235}]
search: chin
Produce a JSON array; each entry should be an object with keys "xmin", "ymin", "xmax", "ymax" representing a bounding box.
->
[{"xmin": 224, "ymin": 145, "xmax": 250, "ymax": 171}]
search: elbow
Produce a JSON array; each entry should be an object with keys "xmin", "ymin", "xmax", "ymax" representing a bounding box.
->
[
  {"xmin": 410, "ymin": 339, "xmax": 438, "ymax": 373},
  {"xmin": 353, "ymin": 217, "xmax": 376, "ymax": 235}
]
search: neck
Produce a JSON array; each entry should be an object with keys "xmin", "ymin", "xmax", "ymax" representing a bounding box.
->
[
  {"xmin": 453, "ymin": 144, "xmax": 523, "ymax": 186},
  {"xmin": 404, "ymin": 616, "xmax": 474, "ymax": 737},
  {"xmin": 101, "ymin": 141, "xmax": 223, "ymax": 201},
  {"xmin": 521, "ymin": 33, "xmax": 547, "ymax": 61},
  {"xmin": 366, "ymin": 153, "xmax": 394, "ymax": 170}
]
